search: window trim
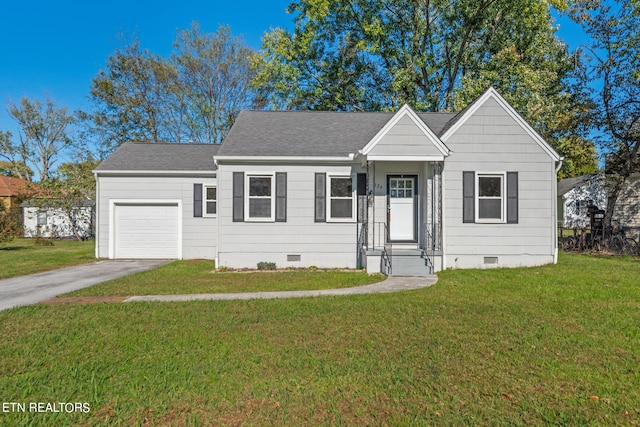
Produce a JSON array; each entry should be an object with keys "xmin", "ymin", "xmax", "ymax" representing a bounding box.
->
[
  {"xmin": 475, "ymin": 172, "xmax": 506, "ymax": 223},
  {"xmin": 245, "ymin": 173, "xmax": 276, "ymax": 222},
  {"xmin": 203, "ymin": 185, "xmax": 217, "ymax": 217},
  {"xmin": 326, "ymin": 174, "xmax": 356, "ymax": 222}
]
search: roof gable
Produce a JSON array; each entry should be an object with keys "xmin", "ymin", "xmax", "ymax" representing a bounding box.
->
[
  {"xmin": 440, "ymin": 87, "xmax": 562, "ymax": 162},
  {"xmin": 216, "ymin": 109, "xmax": 457, "ymax": 161},
  {"xmin": 361, "ymin": 104, "xmax": 450, "ymax": 160}
]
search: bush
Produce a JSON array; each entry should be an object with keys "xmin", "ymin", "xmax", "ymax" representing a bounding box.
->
[
  {"xmin": 257, "ymin": 262, "xmax": 276, "ymax": 271},
  {"xmin": 0, "ymin": 203, "xmax": 21, "ymax": 245}
]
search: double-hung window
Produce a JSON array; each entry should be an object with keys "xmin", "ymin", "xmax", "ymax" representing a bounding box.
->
[
  {"xmin": 328, "ymin": 175, "xmax": 355, "ymax": 221},
  {"xmin": 246, "ymin": 174, "xmax": 275, "ymax": 221},
  {"xmin": 476, "ymin": 173, "xmax": 505, "ymax": 222},
  {"xmin": 204, "ymin": 186, "xmax": 217, "ymax": 216}
]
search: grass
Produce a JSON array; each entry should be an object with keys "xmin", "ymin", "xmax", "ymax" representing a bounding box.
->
[
  {"xmin": 62, "ymin": 261, "xmax": 384, "ymax": 297},
  {"xmin": 0, "ymin": 252, "xmax": 638, "ymax": 426},
  {"xmin": 0, "ymin": 238, "xmax": 95, "ymax": 279}
]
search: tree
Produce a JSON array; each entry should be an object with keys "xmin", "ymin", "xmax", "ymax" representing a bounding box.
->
[
  {"xmin": 253, "ymin": 0, "xmax": 598, "ymax": 175},
  {"xmin": 86, "ymin": 23, "xmax": 257, "ymax": 153},
  {"xmin": 571, "ymin": 0, "xmax": 640, "ymax": 226},
  {"xmin": 4, "ymin": 97, "xmax": 74, "ymax": 182},
  {"xmin": 20, "ymin": 159, "xmax": 99, "ymax": 241},
  {"xmin": 86, "ymin": 42, "xmax": 180, "ymax": 153},
  {"xmin": 0, "ymin": 201, "xmax": 21, "ymax": 245},
  {"xmin": 173, "ymin": 24, "xmax": 258, "ymax": 144}
]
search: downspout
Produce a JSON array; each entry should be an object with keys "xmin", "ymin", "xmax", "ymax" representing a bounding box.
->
[
  {"xmin": 94, "ymin": 172, "xmax": 100, "ymax": 259},
  {"xmin": 553, "ymin": 158, "xmax": 564, "ymax": 264}
]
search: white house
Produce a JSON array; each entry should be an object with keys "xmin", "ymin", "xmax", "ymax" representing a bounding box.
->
[
  {"xmin": 22, "ymin": 201, "xmax": 95, "ymax": 240},
  {"xmin": 94, "ymin": 88, "xmax": 563, "ymax": 275},
  {"xmin": 557, "ymin": 173, "xmax": 640, "ymax": 230}
]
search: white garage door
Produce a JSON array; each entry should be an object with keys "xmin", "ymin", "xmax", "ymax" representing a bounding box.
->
[{"xmin": 114, "ymin": 203, "xmax": 180, "ymax": 259}]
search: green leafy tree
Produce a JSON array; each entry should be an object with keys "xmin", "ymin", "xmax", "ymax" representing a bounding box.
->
[
  {"xmin": 0, "ymin": 201, "xmax": 21, "ymax": 245},
  {"xmin": 253, "ymin": 0, "xmax": 597, "ymax": 175},
  {"xmin": 21, "ymin": 159, "xmax": 99, "ymax": 241},
  {"xmin": 86, "ymin": 23, "xmax": 257, "ymax": 153},
  {"xmin": 5, "ymin": 97, "xmax": 74, "ymax": 182},
  {"xmin": 571, "ymin": 0, "xmax": 640, "ymax": 226}
]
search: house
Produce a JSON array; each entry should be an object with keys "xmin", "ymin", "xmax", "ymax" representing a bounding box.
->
[
  {"xmin": 21, "ymin": 200, "xmax": 95, "ymax": 240},
  {"xmin": 558, "ymin": 173, "xmax": 640, "ymax": 229},
  {"xmin": 0, "ymin": 175, "xmax": 29, "ymax": 234},
  {"xmin": 557, "ymin": 174, "xmax": 606, "ymax": 229},
  {"xmin": 94, "ymin": 88, "xmax": 563, "ymax": 275},
  {"xmin": 0, "ymin": 175, "xmax": 29, "ymax": 212}
]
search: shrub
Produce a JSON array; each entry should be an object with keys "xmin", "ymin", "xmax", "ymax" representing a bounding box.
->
[{"xmin": 257, "ymin": 261, "xmax": 276, "ymax": 271}]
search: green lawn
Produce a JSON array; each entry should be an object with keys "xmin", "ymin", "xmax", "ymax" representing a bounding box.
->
[
  {"xmin": 0, "ymin": 252, "xmax": 638, "ymax": 426},
  {"xmin": 0, "ymin": 239, "xmax": 95, "ymax": 279},
  {"xmin": 63, "ymin": 261, "xmax": 384, "ymax": 297}
]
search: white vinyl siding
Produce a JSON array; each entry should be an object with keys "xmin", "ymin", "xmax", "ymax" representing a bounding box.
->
[
  {"xmin": 443, "ymin": 96, "xmax": 557, "ymax": 268},
  {"xmin": 96, "ymin": 175, "xmax": 218, "ymax": 259},
  {"xmin": 217, "ymin": 164, "xmax": 361, "ymax": 269}
]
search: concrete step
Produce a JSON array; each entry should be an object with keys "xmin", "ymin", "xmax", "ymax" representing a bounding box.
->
[{"xmin": 390, "ymin": 250, "xmax": 433, "ymax": 276}]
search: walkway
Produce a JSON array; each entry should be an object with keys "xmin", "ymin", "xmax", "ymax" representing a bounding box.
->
[{"xmin": 124, "ymin": 275, "xmax": 438, "ymax": 303}]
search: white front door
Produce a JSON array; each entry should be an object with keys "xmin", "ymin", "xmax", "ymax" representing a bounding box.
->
[{"xmin": 388, "ymin": 176, "xmax": 416, "ymax": 241}]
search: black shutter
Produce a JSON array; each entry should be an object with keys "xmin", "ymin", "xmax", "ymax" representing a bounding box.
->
[
  {"xmin": 232, "ymin": 172, "xmax": 244, "ymax": 222},
  {"xmin": 507, "ymin": 171, "xmax": 519, "ymax": 224},
  {"xmin": 275, "ymin": 172, "xmax": 287, "ymax": 222},
  {"xmin": 315, "ymin": 172, "xmax": 326, "ymax": 222},
  {"xmin": 357, "ymin": 173, "xmax": 367, "ymax": 223},
  {"xmin": 462, "ymin": 171, "xmax": 475, "ymax": 223},
  {"xmin": 193, "ymin": 183, "xmax": 203, "ymax": 217}
]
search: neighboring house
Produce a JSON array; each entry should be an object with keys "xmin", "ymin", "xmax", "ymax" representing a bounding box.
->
[
  {"xmin": 21, "ymin": 200, "xmax": 95, "ymax": 239},
  {"xmin": 557, "ymin": 173, "xmax": 640, "ymax": 229},
  {"xmin": 0, "ymin": 175, "xmax": 29, "ymax": 211},
  {"xmin": 557, "ymin": 174, "xmax": 606, "ymax": 229},
  {"xmin": 0, "ymin": 175, "xmax": 29, "ymax": 234},
  {"xmin": 94, "ymin": 88, "xmax": 563, "ymax": 275}
]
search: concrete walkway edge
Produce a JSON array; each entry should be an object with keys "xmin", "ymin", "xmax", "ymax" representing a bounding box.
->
[{"xmin": 124, "ymin": 275, "xmax": 438, "ymax": 303}]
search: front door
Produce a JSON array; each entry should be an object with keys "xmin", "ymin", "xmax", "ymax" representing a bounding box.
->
[{"xmin": 388, "ymin": 176, "xmax": 417, "ymax": 242}]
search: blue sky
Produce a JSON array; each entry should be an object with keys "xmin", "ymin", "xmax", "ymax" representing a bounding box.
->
[
  {"xmin": 0, "ymin": 0, "xmax": 292, "ymax": 137},
  {"xmin": 0, "ymin": 1, "xmax": 589, "ymax": 146}
]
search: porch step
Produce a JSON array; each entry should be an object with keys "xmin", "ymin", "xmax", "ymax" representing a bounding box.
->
[{"xmin": 390, "ymin": 249, "xmax": 433, "ymax": 277}]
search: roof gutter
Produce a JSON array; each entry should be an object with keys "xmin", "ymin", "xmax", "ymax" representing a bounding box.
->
[
  {"xmin": 213, "ymin": 154, "xmax": 356, "ymax": 166},
  {"xmin": 93, "ymin": 170, "xmax": 217, "ymax": 177}
]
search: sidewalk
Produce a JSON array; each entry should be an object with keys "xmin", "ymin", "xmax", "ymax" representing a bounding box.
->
[{"xmin": 124, "ymin": 275, "xmax": 438, "ymax": 303}]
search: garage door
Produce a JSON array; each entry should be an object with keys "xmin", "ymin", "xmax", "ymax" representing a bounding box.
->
[{"xmin": 114, "ymin": 203, "xmax": 180, "ymax": 259}]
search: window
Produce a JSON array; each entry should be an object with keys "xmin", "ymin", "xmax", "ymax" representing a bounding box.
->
[
  {"xmin": 37, "ymin": 210, "xmax": 47, "ymax": 226},
  {"xmin": 328, "ymin": 176, "xmax": 355, "ymax": 221},
  {"xmin": 246, "ymin": 174, "xmax": 274, "ymax": 221},
  {"xmin": 477, "ymin": 173, "xmax": 505, "ymax": 222},
  {"xmin": 204, "ymin": 186, "xmax": 217, "ymax": 216}
]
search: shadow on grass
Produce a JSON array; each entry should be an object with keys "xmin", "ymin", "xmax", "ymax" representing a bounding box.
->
[{"xmin": 0, "ymin": 246, "xmax": 29, "ymax": 251}]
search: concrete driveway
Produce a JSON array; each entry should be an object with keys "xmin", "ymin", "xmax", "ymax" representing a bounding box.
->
[{"xmin": 0, "ymin": 260, "xmax": 170, "ymax": 312}]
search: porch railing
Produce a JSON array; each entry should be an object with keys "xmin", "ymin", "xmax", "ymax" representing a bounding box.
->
[
  {"xmin": 358, "ymin": 221, "xmax": 392, "ymax": 274},
  {"xmin": 422, "ymin": 222, "xmax": 442, "ymax": 274}
]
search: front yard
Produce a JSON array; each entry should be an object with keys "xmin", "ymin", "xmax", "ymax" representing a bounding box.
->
[
  {"xmin": 0, "ymin": 252, "xmax": 638, "ymax": 426},
  {"xmin": 0, "ymin": 239, "xmax": 95, "ymax": 279}
]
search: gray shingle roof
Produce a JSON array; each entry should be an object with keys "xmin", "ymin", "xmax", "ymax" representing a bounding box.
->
[
  {"xmin": 557, "ymin": 174, "xmax": 598, "ymax": 196},
  {"xmin": 95, "ymin": 142, "xmax": 220, "ymax": 171},
  {"xmin": 216, "ymin": 110, "xmax": 458, "ymax": 157}
]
